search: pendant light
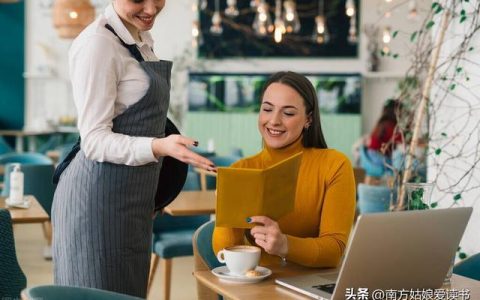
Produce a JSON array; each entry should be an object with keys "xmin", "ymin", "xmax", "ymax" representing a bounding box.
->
[
  {"xmin": 273, "ymin": 0, "xmax": 285, "ymax": 43},
  {"xmin": 225, "ymin": 0, "xmax": 239, "ymax": 17},
  {"xmin": 252, "ymin": 0, "xmax": 273, "ymax": 36},
  {"xmin": 312, "ymin": 0, "xmax": 329, "ymax": 44},
  {"xmin": 282, "ymin": 0, "xmax": 300, "ymax": 33},
  {"xmin": 345, "ymin": 0, "xmax": 355, "ymax": 17},
  {"xmin": 52, "ymin": 0, "xmax": 95, "ymax": 39},
  {"xmin": 210, "ymin": 0, "xmax": 223, "ymax": 35}
]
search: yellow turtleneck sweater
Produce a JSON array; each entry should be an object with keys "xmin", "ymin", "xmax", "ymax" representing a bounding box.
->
[{"xmin": 212, "ymin": 138, "xmax": 356, "ymax": 268}]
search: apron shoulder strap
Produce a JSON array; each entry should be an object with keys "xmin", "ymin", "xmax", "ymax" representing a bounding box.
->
[{"xmin": 104, "ymin": 23, "xmax": 144, "ymax": 63}]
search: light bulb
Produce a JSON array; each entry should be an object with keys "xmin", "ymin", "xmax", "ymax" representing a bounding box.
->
[
  {"xmin": 253, "ymin": 1, "xmax": 273, "ymax": 36},
  {"xmin": 225, "ymin": 0, "xmax": 239, "ymax": 17},
  {"xmin": 283, "ymin": 0, "xmax": 300, "ymax": 33},
  {"xmin": 347, "ymin": 15, "xmax": 357, "ymax": 44},
  {"xmin": 345, "ymin": 0, "xmax": 355, "ymax": 17},
  {"xmin": 312, "ymin": 15, "xmax": 329, "ymax": 44},
  {"xmin": 69, "ymin": 10, "xmax": 78, "ymax": 19},
  {"xmin": 210, "ymin": 11, "xmax": 223, "ymax": 35},
  {"xmin": 382, "ymin": 26, "xmax": 391, "ymax": 44}
]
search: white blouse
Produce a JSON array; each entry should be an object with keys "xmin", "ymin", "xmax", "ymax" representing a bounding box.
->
[{"xmin": 69, "ymin": 4, "xmax": 161, "ymax": 166}]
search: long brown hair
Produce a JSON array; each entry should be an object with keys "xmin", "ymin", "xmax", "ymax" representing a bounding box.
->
[{"xmin": 261, "ymin": 71, "xmax": 328, "ymax": 148}]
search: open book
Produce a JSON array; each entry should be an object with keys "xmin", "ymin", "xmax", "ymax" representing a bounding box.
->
[{"xmin": 216, "ymin": 152, "xmax": 303, "ymax": 228}]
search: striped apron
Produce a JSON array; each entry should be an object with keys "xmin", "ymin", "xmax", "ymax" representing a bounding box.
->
[{"xmin": 52, "ymin": 25, "xmax": 172, "ymax": 298}]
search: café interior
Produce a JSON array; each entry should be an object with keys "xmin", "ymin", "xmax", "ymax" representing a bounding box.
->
[{"xmin": 1, "ymin": 0, "xmax": 480, "ymax": 299}]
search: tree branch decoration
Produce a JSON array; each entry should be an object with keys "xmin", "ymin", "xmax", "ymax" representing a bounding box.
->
[{"xmin": 383, "ymin": 0, "xmax": 480, "ymax": 212}]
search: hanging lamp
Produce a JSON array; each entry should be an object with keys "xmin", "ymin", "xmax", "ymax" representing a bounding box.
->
[{"xmin": 52, "ymin": 0, "xmax": 95, "ymax": 39}]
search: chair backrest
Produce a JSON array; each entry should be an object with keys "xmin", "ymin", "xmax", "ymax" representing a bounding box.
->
[
  {"xmin": 22, "ymin": 285, "xmax": 143, "ymax": 300},
  {"xmin": 0, "ymin": 136, "xmax": 14, "ymax": 155},
  {"xmin": 0, "ymin": 152, "xmax": 53, "ymax": 165},
  {"xmin": 357, "ymin": 183, "xmax": 393, "ymax": 214},
  {"xmin": 453, "ymin": 253, "xmax": 480, "ymax": 281},
  {"xmin": 192, "ymin": 220, "xmax": 223, "ymax": 270},
  {"xmin": 359, "ymin": 146, "xmax": 386, "ymax": 178},
  {"xmin": 2, "ymin": 163, "xmax": 55, "ymax": 217},
  {"xmin": 0, "ymin": 209, "xmax": 27, "ymax": 299},
  {"xmin": 205, "ymin": 155, "xmax": 241, "ymax": 190}
]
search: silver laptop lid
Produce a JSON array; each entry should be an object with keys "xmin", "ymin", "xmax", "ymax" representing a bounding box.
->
[
  {"xmin": 332, "ymin": 207, "xmax": 472, "ymax": 299},
  {"xmin": 275, "ymin": 207, "xmax": 472, "ymax": 300}
]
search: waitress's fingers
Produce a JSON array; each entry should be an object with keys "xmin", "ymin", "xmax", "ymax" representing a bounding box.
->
[
  {"xmin": 174, "ymin": 134, "xmax": 200, "ymax": 148},
  {"xmin": 183, "ymin": 150, "xmax": 216, "ymax": 171}
]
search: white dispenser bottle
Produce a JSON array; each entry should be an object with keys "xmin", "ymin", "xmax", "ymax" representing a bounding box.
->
[{"xmin": 9, "ymin": 163, "xmax": 24, "ymax": 205}]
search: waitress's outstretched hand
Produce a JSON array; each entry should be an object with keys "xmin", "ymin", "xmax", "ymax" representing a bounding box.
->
[{"xmin": 152, "ymin": 134, "xmax": 216, "ymax": 172}]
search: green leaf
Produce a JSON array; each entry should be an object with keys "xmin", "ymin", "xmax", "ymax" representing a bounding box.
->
[
  {"xmin": 426, "ymin": 20, "xmax": 435, "ymax": 30},
  {"xmin": 460, "ymin": 9, "xmax": 466, "ymax": 16},
  {"xmin": 393, "ymin": 53, "xmax": 399, "ymax": 59},
  {"xmin": 431, "ymin": 2, "xmax": 439, "ymax": 9},
  {"xmin": 450, "ymin": 83, "xmax": 456, "ymax": 90},
  {"xmin": 441, "ymin": 76, "xmax": 447, "ymax": 80},
  {"xmin": 380, "ymin": 50, "xmax": 386, "ymax": 56},
  {"xmin": 410, "ymin": 31, "xmax": 418, "ymax": 42},
  {"xmin": 459, "ymin": 252, "xmax": 467, "ymax": 259},
  {"xmin": 460, "ymin": 15, "xmax": 467, "ymax": 23},
  {"xmin": 453, "ymin": 194, "xmax": 462, "ymax": 201},
  {"xmin": 456, "ymin": 67, "xmax": 463, "ymax": 73},
  {"xmin": 430, "ymin": 202, "xmax": 438, "ymax": 208},
  {"xmin": 435, "ymin": 148, "xmax": 442, "ymax": 155},
  {"xmin": 441, "ymin": 132, "xmax": 447, "ymax": 137},
  {"xmin": 468, "ymin": 46, "xmax": 474, "ymax": 51},
  {"xmin": 466, "ymin": 77, "xmax": 470, "ymax": 81},
  {"xmin": 392, "ymin": 30, "xmax": 398, "ymax": 38}
]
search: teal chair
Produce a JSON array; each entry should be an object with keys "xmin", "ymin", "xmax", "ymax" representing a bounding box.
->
[
  {"xmin": 148, "ymin": 171, "xmax": 210, "ymax": 300},
  {"xmin": 0, "ymin": 209, "xmax": 27, "ymax": 299},
  {"xmin": 0, "ymin": 152, "xmax": 53, "ymax": 165},
  {"xmin": 0, "ymin": 136, "xmax": 14, "ymax": 155},
  {"xmin": 204, "ymin": 155, "xmax": 241, "ymax": 190},
  {"xmin": 2, "ymin": 163, "xmax": 55, "ymax": 217},
  {"xmin": 453, "ymin": 253, "xmax": 480, "ymax": 281},
  {"xmin": 22, "ymin": 285, "xmax": 143, "ymax": 300},
  {"xmin": 357, "ymin": 183, "xmax": 394, "ymax": 214},
  {"xmin": 192, "ymin": 221, "xmax": 223, "ymax": 300},
  {"xmin": 359, "ymin": 146, "xmax": 388, "ymax": 178}
]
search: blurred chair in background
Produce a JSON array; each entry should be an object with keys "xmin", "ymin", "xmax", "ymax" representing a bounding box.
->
[
  {"xmin": 453, "ymin": 253, "xmax": 480, "ymax": 281},
  {"xmin": 192, "ymin": 220, "xmax": 223, "ymax": 300},
  {"xmin": 21, "ymin": 285, "xmax": 143, "ymax": 300},
  {"xmin": 196, "ymin": 155, "xmax": 241, "ymax": 191},
  {"xmin": 0, "ymin": 136, "xmax": 14, "ymax": 156},
  {"xmin": 0, "ymin": 209, "xmax": 27, "ymax": 299},
  {"xmin": 357, "ymin": 183, "xmax": 393, "ymax": 214},
  {"xmin": 0, "ymin": 152, "xmax": 55, "ymax": 259},
  {"xmin": 148, "ymin": 171, "xmax": 210, "ymax": 300}
]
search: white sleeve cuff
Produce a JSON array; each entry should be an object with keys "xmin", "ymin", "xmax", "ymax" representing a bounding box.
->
[{"xmin": 134, "ymin": 137, "xmax": 157, "ymax": 164}]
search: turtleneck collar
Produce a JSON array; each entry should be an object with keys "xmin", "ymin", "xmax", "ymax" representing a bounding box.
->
[{"xmin": 261, "ymin": 136, "xmax": 305, "ymax": 167}]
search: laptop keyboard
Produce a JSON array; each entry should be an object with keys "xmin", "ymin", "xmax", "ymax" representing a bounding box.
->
[{"xmin": 312, "ymin": 283, "xmax": 336, "ymax": 294}]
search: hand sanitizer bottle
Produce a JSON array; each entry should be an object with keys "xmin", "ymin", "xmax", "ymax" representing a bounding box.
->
[{"xmin": 9, "ymin": 163, "xmax": 24, "ymax": 205}]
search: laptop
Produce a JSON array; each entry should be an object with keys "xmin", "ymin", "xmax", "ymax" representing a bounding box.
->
[{"xmin": 275, "ymin": 207, "xmax": 472, "ymax": 300}]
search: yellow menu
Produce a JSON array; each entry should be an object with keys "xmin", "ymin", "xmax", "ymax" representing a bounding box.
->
[{"xmin": 216, "ymin": 152, "xmax": 303, "ymax": 228}]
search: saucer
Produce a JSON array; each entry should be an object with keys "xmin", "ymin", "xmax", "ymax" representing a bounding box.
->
[
  {"xmin": 5, "ymin": 197, "xmax": 31, "ymax": 209},
  {"xmin": 211, "ymin": 266, "xmax": 272, "ymax": 283}
]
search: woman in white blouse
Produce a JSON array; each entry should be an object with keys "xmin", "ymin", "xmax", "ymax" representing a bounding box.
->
[{"xmin": 51, "ymin": 0, "xmax": 214, "ymax": 297}]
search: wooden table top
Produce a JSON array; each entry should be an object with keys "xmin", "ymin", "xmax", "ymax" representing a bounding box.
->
[
  {"xmin": 164, "ymin": 190, "xmax": 216, "ymax": 216},
  {"xmin": 164, "ymin": 190, "xmax": 215, "ymax": 216},
  {"xmin": 194, "ymin": 264, "xmax": 480, "ymax": 300},
  {"xmin": 0, "ymin": 195, "xmax": 49, "ymax": 224}
]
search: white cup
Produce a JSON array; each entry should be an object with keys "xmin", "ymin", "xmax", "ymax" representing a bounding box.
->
[{"xmin": 217, "ymin": 245, "xmax": 261, "ymax": 276}]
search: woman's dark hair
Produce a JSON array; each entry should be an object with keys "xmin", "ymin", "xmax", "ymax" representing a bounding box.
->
[{"xmin": 261, "ymin": 71, "xmax": 328, "ymax": 149}]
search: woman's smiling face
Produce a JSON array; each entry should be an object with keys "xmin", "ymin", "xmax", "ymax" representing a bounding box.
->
[
  {"xmin": 114, "ymin": 0, "xmax": 165, "ymax": 33},
  {"xmin": 258, "ymin": 82, "xmax": 311, "ymax": 149}
]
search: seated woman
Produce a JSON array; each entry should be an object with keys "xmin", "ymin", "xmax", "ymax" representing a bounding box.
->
[
  {"xmin": 212, "ymin": 71, "xmax": 356, "ymax": 268},
  {"xmin": 362, "ymin": 99, "xmax": 403, "ymax": 184}
]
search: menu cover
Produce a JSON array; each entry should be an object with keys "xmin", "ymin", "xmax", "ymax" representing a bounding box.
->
[{"xmin": 216, "ymin": 152, "xmax": 303, "ymax": 228}]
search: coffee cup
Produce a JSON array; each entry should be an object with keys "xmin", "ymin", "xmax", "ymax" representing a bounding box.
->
[{"xmin": 216, "ymin": 245, "xmax": 261, "ymax": 276}]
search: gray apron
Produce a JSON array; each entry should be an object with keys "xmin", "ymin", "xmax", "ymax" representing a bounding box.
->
[{"xmin": 52, "ymin": 24, "xmax": 171, "ymax": 298}]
